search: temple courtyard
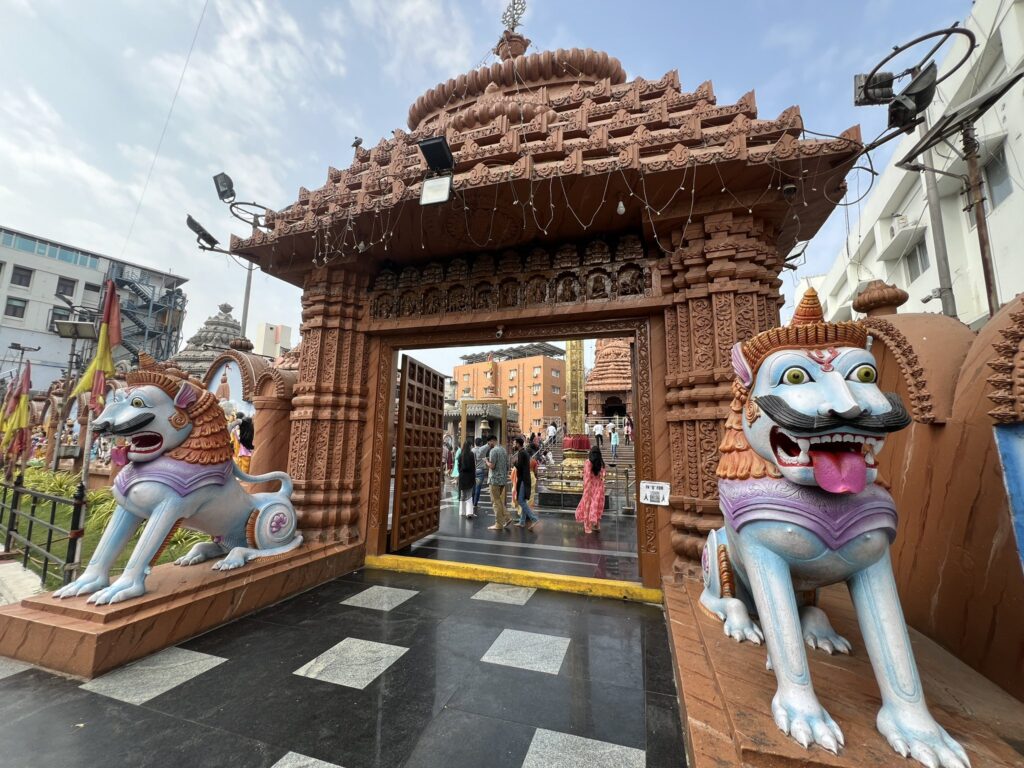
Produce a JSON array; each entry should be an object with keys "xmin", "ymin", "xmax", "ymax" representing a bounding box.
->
[{"xmin": 0, "ymin": 569, "xmax": 684, "ymax": 768}]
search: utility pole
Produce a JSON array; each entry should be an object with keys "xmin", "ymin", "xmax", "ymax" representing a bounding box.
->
[
  {"xmin": 919, "ymin": 115, "xmax": 958, "ymax": 318},
  {"xmin": 962, "ymin": 122, "xmax": 1001, "ymax": 318}
]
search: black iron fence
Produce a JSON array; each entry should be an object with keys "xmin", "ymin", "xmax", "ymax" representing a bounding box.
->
[{"xmin": 0, "ymin": 474, "xmax": 86, "ymax": 588}]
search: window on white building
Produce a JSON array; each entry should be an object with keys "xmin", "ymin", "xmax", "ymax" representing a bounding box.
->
[
  {"xmin": 10, "ymin": 266, "xmax": 32, "ymax": 288},
  {"xmin": 906, "ymin": 240, "xmax": 930, "ymax": 284},
  {"xmin": 4, "ymin": 297, "xmax": 26, "ymax": 318},
  {"xmin": 56, "ymin": 277, "xmax": 76, "ymax": 298},
  {"xmin": 50, "ymin": 305, "xmax": 71, "ymax": 331},
  {"xmin": 985, "ymin": 145, "xmax": 1012, "ymax": 211}
]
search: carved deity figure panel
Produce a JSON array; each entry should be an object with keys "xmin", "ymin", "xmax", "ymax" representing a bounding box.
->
[
  {"xmin": 698, "ymin": 290, "xmax": 969, "ymax": 768},
  {"xmin": 587, "ymin": 269, "xmax": 611, "ymax": 300},
  {"xmin": 498, "ymin": 278, "xmax": 519, "ymax": 309},
  {"xmin": 525, "ymin": 275, "xmax": 548, "ymax": 305},
  {"xmin": 372, "ymin": 293, "xmax": 396, "ymax": 319},
  {"xmin": 447, "ymin": 285, "xmax": 469, "ymax": 312},
  {"xmin": 617, "ymin": 264, "xmax": 643, "ymax": 296},
  {"xmin": 422, "ymin": 288, "xmax": 443, "ymax": 315},
  {"xmin": 398, "ymin": 291, "xmax": 420, "ymax": 317},
  {"xmin": 555, "ymin": 273, "xmax": 580, "ymax": 303}
]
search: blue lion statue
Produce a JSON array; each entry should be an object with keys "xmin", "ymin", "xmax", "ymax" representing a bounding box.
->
[
  {"xmin": 54, "ymin": 366, "xmax": 302, "ymax": 605},
  {"xmin": 700, "ymin": 289, "xmax": 970, "ymax": 767}
]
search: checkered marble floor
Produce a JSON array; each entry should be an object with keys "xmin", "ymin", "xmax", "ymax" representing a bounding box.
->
[{"xmin": 0, "ymin": 570, "xmax": 684, "ymax": 768}]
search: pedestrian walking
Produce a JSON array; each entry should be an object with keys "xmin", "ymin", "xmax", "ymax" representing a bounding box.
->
[
  {"xmin": 575, "ymin": 446, "xmax": 607, "ymax": 534},
  {"xmin": 546, "ymin": 422, "xmax": 556, "ymax": 446},
  {"xmin": 485, "ymin": 435, "xmax": 512, "ymax": 530},
  {"xmin": 624, "ymin": 416, "xmax": 633, "ymax": 445},
  {"xmin": 592, "ymin": 421, "xmax": 604, "ymax": 448},
  {"xmin": 472, "ymin": 437, "xmax": 490, "ymax": 508},
  {"xmin": 512, "ymin": 436, "xmax": 539, "ymax": 531},
  {"xmin": 610, "ymin": 425, "xmax": 620, "ymax": 460},
  {"xmin": 457, "ymin": 437, "xmax": 476, "ymax": 518}
]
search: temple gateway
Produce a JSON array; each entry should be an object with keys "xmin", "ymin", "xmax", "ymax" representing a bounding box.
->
[{"xmin": 2, "ymin": 15, "xmax": 1022, "ymax": 768}]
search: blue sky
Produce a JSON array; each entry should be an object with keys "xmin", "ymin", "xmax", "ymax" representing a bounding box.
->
[{"xmin": 0, "ymin": 0, "xmax": 969, "ymax": 374}]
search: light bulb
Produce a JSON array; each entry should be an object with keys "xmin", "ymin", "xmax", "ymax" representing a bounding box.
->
[{"xmin": 616, "ymin": 200, "xmax": 626, "ymax": 215}]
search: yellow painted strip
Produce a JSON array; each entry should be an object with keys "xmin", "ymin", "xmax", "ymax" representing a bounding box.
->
[{"xmin": 364, "ymin": 554, "xmax": 663, "ymax": 604}]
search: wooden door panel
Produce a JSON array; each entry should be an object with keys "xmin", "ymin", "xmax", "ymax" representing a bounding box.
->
[{"xmin": 390, "ymin": 355, "xmax": 445, "ymax": 551}]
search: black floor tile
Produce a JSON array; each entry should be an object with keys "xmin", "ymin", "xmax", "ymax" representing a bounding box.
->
[
  {"xmin": 645, "ymin": 691, "xmax": 687, "ymax": 768},
  {"xmin": 401, "ymin": 707, "xmax": 535, "ymax": 768},
  {"xmin": 643, "ymin": 617, "xmax": 678, "ymax": 696},
  {"xmin": 0, "ymin": 669, "xmax": 282, "ymax": 768},
  {"xmin": 447, "ymin": 663, "xmax": 647, "ymax": 749}
]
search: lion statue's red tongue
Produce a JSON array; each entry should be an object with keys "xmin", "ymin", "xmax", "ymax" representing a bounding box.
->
[
  {"xmin": 111, "ymin": 445, "xmax": 129, "ymax": 467},
  {"xmin": 810, "ymin": 450, "xmax": 866, "ymax": 494}
]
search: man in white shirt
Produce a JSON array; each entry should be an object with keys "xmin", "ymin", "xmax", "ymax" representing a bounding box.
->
[
  {"xmin": 593, "ymin": 421, "xmax": 604, "ymax": 448},
  {"xmin": 546, "ymin": 423, "xmax": 556, "ymax": 445}
]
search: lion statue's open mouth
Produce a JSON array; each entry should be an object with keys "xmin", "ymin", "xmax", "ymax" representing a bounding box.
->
[{"xmin": 768, "ymin": 427, "xmax": 882, "ymax": 494}]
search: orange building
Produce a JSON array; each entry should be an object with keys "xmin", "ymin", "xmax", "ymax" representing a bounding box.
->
[{"xmin": 453, "ymin": 343, "xmax": 565, "ymax": 435}]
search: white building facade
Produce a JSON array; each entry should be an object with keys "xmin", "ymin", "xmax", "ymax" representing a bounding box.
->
[
  {"xmin": 0, "ymin": 226, "xmax": 188, "ymax": 390},
  {"xmin": 800, "ymin": 0, "xmax": 1024, "ymax": 328},
  {"xmin": 254, "ymin": 322, "xmax": 292, "ymax": 358}
]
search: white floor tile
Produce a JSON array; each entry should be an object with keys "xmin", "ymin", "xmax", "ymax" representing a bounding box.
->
[
  {"xmin": 0, "ymin": 657, "xmax": 31, "ymax": 681},
  {"xmin": 81, "ymin": 647, "xmax": 226, "ymax": 705},
  {"xmin": 471, "ymin": 583, "xmax": 536, "ymax": 606},
  {"xmin": 481, "ymin": 628, "xmax": 570, "ymax": 675},
  {"xmin": 270, "ymin": 752, "xmax": 344, "ymax": 768},
  {"xmin": 341, "ymin": 585, "xmax": 418, "ymax": 611},
  {"xmin": 521, "ymin": 728, "xmax": 645, "ymax": 768},
  {"xmin": 294, "ymin": 637, "xmax": 407, "ymax": 690}
]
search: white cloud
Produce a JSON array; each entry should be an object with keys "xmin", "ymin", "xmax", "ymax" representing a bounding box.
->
[{"xmin": 346, "ymin": 0, "xmax": 474, "ymax": 81}]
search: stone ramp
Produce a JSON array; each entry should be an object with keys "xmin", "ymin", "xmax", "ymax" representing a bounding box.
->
[{"xmin": 665, "ymin": 580, "xmax": 1024, "ymax": 767}]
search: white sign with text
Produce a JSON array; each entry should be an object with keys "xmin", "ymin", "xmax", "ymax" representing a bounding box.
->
[{"xmin": 639, "ymin": 481, "xmax": 670, "ymax": 506}]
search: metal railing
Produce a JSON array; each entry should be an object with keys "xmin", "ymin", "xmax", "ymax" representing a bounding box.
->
[
  {"xmin": 0, "ymin": 474, "xmax": 86, "ymax": 588},
  {"xmin": 534, "ymin": 464, "xmax": 637, "ymax": 515}
]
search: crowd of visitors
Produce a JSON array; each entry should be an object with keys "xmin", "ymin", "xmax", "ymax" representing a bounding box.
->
[{"xmin": 444, "ymin": 413, "xmax": 631, "ymax": 535}]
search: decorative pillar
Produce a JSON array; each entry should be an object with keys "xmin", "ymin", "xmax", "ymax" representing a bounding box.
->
[
  {"xmin": 250, "ymin": 369, "xmax": 296, "ymax": 493},
  {"xmin": 289, "ymin": 264, "xmax": 370, "ymax": 544},
  {"xmin": 662, "ymin": 211, "xmax": 785, "ymax": 576}
]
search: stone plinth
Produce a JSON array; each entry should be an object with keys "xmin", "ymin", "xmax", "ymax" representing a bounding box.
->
[
  {"xmin": 0, "ymin": 541, "xmax": 362, "ymax": 678},
  {"xmin": 665, "ymin": 580, "xmax": 1024, "ymax": 768}
]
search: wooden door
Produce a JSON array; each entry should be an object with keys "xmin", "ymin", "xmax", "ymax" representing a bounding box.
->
[{"xmin": 390, "ymin": 354, "xmax": 446, "ymax": 551}]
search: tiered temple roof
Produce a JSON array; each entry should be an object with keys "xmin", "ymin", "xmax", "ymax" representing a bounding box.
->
[
  {"xmin": 173, "ymin": 303, "xmax": 243, "ymax": 379},
  {"xmin": 232, "ymin": 30, "xmax": 860, "ymax": 282},
  {"xmin": 585, "ymin": 338, "xmax": 633, "ymax": 393}
]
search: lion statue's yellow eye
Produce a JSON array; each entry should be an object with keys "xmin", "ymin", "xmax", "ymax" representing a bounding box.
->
[
  {"xmin": 130, "ymin": 397, "xmax": 145, "ymax": 408},
  {"xmin": 851, "ymin": 364, "xmax": 877, "ymax": 384},
  {"xmin": 782, "ymin": 367, "xmax": 809, "ymax": 385}
]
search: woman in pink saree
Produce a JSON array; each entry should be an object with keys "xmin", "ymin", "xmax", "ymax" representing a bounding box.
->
[{"xmin": 575, "ymin": 445, "xmax": 607, "ymax": 533}]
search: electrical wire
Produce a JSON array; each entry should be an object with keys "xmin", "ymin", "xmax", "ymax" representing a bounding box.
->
[{"xmin": 119, "ymin": 0, "xmax": 209, "ymax": 259}]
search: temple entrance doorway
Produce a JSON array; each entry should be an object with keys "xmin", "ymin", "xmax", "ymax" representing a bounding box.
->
[
  {"xmin": 603, "ymin": 397, "xmax": 627, "ymax": 418},
  {"xmin": 377, "ymin": 334, "xmax": 647, "ymax": 583}
]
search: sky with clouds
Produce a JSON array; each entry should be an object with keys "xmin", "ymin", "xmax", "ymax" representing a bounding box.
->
[{"xmin": 1, "ymin": 0, "xmax": 969, "ymax": 375}]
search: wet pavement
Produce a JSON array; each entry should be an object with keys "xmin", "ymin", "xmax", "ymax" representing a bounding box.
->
[
  {"xmin": 404, "ymin": 483, "xmax": 640, "ymax": 581},
  {"xmin": 0, "ymin": 568, "xmax": 684, "ymax": 768}
]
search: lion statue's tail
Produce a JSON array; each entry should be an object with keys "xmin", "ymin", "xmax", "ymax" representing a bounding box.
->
[{"xmin": 232, "ymin": 464, "xmax": 293, "ymax": 498}]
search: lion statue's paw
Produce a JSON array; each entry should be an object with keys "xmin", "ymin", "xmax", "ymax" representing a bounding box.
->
[
  {"xmin": 772, "ymin": 689, "xmax": 844, "ymax": 754},
  {"xmin": 877, "ymin": 705, "xmax": 971, "ymax": 768},
  {"xmin": 799, "ymin": 605, "xmax": 852, "ymax": 655}
]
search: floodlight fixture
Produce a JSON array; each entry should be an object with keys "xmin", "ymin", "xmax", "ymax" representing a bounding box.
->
[
  {"xmin": 186, "ymin": 214, "xmax": 220, "ymax": 249},
  {"xmin": 420, "ymin": 175, "xmax": 452, "ymax": 205},
  {"xmin": 213, "ymin": 172, "xmax": 236, "ymax": 203},
  {"xmin": 417, "ymin": 136, "xmax": 454, "ymax": 173},
  {"xmin": 54, "ymin": 320, "xmax": 98, "ymax": 340},
  {"xmin": 888, "ymin": 61, "xmax": 937, "ymax": 131},
  {"xmin": 854, "ymin": 71, "xmax": 896, "ymax": 106}
]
